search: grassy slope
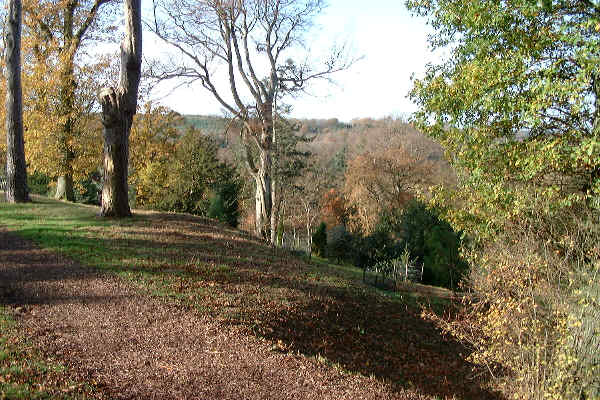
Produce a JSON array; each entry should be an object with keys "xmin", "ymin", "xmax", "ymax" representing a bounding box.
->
[{"xmin": 0, "ymin": 197, "xmax": 488, "ymax": 399}]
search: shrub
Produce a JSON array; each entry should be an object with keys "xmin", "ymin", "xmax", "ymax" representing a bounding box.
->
[
  {"xmin": 74, "ymin": 172, "xmax": 101, "ymax": 205},
  {"xmin": 311, "ymin": 222, "xmax": 327, "ymax": 257},
  {"xmin": 428, "ymin": 211, "xmax": 600, "ymax": 399},
  {"xmin": 357, "ymin": 227, "xmax": 402, "ymax": 269},
  {"xmin": 326, "ymin": 224, "xmax": 355, "ymax": 262},
  {"xmin": 135, "ymin": 129, "xmax": 241, "ymax": 226},
  {"xmin": 376, "ymin": 201, "xmax": 467, "ymax": 289},
  {"xmin": 423, "ymin": 225, "xmax": 467, "ymax": 290},
  {"xmin": 368, "ymin": 246, "xmax": 422, "ymax": 289},
  {"xmin": 27, "ymin": 172, "xmax": 51, "ymax": 196},
  {"xmin": 207, "ymin": 177, "xmax": 241, "ymax": 227}
]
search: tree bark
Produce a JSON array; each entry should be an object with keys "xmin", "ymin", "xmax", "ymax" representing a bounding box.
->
[
  {"xmin": 54, "ymin": 64, "xmax": 77, "ymax": 201},
  {"xmin": 99, "ymin": 0, "xmax": 141, "ymax": 217},
  {"xmin": 249, "ymin": 101, "xmax": 275, "ymax": 240},
  {"xmin": 270, "ymin": 104, "xmax": 278, "ymax": 245},
  {"xmin": 4, "ymin": 0, "xmax": 29, "ymax": 203},
  {"xmin": 270, "ymin": 178, "xmax": 277, "ymax": 244},
  {"xmin": 254, "ymin": 157, "xmax": 272, "ymax": 239},
  {"xmin": 55, "ymin": 174, "xmax": 74, "ymax": 201},
  {"xmin": 254, "ymin": 101, "xmax": 272, "ymax": 240}
]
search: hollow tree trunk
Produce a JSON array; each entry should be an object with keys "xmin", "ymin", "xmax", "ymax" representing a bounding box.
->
[
  {"xmin": 99, "ymin": 0, "xmax": 141, "ymax": 217},
  {"xmin": 4, "ymin": 0, "xmax": 29, "ymax": 203}
]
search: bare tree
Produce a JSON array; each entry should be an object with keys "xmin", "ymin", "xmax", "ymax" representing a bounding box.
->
[
  {"xmin": 148, "ymin": 0, "xmax": 354, "ymax": 240},
  {"xmin": 4, "ymin": 0, "xmax": 29, "ymax": 203},
  {"xmin": 99, "ymin": 0, "xmax": 141, "ymax": 217}
]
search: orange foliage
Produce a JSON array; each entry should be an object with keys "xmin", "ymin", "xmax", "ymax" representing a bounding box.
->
[
  {"xmin": 344, "ymin": 147, "xmax": 432, "ymax": 234},
  {"xmin": 320, "ymin": 189, "xmax": 347, "ymax": 228}
]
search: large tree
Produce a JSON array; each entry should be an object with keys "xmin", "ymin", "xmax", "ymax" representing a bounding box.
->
[
  {"xmin": 407, "ymin": 0, "xmax": 600, "ymax": 397},
  {"xmin": 149, "ymin": 0, "xmax": 352, "ymax": 240},
  {"xmin": 4, "ymin": 0, "xmax": 29, "ymax": 203},
  {"xmin": 98, "ymin": 0, "xmax": 142, "ymax": 217},
  {"xmin": 343, "ymin": 147, "xmax": 434, "ymax": 234},
  {"xmin": 23, "ymin": 0, "xmax": 115, "ymax": 200}
]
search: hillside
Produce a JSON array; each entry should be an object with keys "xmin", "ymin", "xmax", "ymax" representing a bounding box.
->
[{"xmin": 0, "ymin": 197, "xmax": 499, "ymax": 399}]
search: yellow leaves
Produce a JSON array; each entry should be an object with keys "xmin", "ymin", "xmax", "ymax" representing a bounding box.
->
[{"xmin": 128, "ymin": 103, "xmax": 181, "ymax": 207}]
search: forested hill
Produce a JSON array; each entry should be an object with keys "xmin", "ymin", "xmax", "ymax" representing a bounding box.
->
[{"xmin": 182, "ymin": 115, "xmax": 446, "ymax": 163}]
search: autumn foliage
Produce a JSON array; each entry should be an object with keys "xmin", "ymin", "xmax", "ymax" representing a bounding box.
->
[
  {"xmin": 320, "ymin": 189, "xmax": 346, "ymax": 228},
  {"xmin": 344, "ymin": 147, "xmax": 431, "ymax": 234},
  {"xmin": 409, "ymin": 0, "xmax": 600, "ymax": 397}
]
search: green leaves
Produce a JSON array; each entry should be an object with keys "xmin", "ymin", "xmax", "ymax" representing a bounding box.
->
[
  {"xmin": 407, "ymin": 0, "xmax": 600, "ymax": 397},
  {"xmin": 407, "ymin": 0, "xmax": 600, "ymax": 234}
]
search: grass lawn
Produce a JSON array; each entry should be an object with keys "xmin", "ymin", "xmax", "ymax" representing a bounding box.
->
[{"xmin": 0, "ymin": 196, "xmax": 487, "ymax": 399}]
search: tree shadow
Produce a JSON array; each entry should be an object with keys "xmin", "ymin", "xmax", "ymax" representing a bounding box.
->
[
  {"xmin": 204, "ymin": 264, "xmax": 503, "ymax": 400},
  {"xmin": 0, "ymin": 241, "xmax": 137, "ymax": 307},
  {"xmin": 1, "ymin": 224, "xmax": 502, "ymax": 399}
]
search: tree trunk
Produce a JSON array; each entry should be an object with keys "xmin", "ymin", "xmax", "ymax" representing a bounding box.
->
[
  {"xmin": 54, "ymin": 90, "xmax": 76, "ymax": 201},
  {"xmin": 100, "ymin": 88, "xmax": 132, "ymax": 217},
  {"xmin": 99, "ymin": 0, "xmax": 141, "ymax": 218},
  {"xmin": 254, "ymin": 157, "xmax": 272, "ymax": 239},
  {"xmin": 270, "ymin": 179, "xmax": 277, "ymax": 244},
  {"xmin": 54, "ymin": 12, "xmax": 77, "ymax": 202},
  {"xmin": 276, "ymin": 200, "xmax": 286, "ymax": 247},
  {"xmin": 269, "ymin": 101, "xmax": 278, "ymax": 245},
  {"xmin": 4, "ymin": 0, "xmax": 29, "ymax": 203},
  {"xmin": 253, "ymin": 101, "xmax": 273, "ymax": 240},
  {"xmin": 593, "ymin": 71, "xmax": 600, "ymax": 136},
  {"xmin": 306, "ymin": 219, "xmax": 312, "ymax": 257},
  {"xmin": 55, "ymin": 173, "xmax": 74, "ymax": 201}
]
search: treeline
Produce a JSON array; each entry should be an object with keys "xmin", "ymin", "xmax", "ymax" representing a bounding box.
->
[
  {"xmin": 1, "ymin": 106, "xmax": 242, "ymax": 226},
  {"xmin": 3, "ymin": 107, "xmax": 465, "ymax": 290},
  {"xmin": 202, "ymin": 115, "xmax": 466, "ymax": 290}
]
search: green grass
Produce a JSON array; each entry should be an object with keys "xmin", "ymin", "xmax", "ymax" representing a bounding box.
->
[
  {"xmin": 0, "ymin": 196, "xmax": 484, "ymax": 399},
  {"xmin": 307, "ymin": 254, "xmax": 454, "ymax": 311}
]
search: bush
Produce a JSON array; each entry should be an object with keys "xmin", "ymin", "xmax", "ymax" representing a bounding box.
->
[
  {"xmin": 74, "ymin": 172, "xmax": 101, "ymax": 205},
  {"xmin": 422, "ymin": 225, "xmax": 467, "ymax": 290},
  {"xmin": 326, "ymin": 224, "xmax": 354, "ymax": 262},
  {"xmin": 311, "ymin": 222, "xmax": 327, "ymax": 257},
  {"xmin": 208, "ymin": 178, "xmax": 240, "ymax": 227},
  {"xmin": 395, "ymin": 201, "xmax": 466, "ymax": 289},
  {"xmin": 27, "ymin": 172, "xmax": 51, "ymax": 196},
  {"xmin": 134, "ymin": 129, "xmax": 241, "ymax": 227},
  {"xmin": 367, "ymin": 246, "xmax": 422, "ymax": 289},
  {"xmin": 355, "ymin": 228, "xmax": 402, "ymax": 270},
  {"xmin": 429, "ymin": 211, "xmax": 600, "ymax": 399}
]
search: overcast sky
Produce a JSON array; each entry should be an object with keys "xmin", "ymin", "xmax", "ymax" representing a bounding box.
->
[{"xmin": 145, "ymin": 1, "xmax": 436, "ymax": 122}]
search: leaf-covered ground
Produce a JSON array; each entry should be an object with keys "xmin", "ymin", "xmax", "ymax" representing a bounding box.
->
[
  {"xmin": 0, "ymin": 305, "xmax": 105, "ymax": 399},
  {"xmin": 0, "ymin": 197, "xmax": 502, "ymax": 399}
]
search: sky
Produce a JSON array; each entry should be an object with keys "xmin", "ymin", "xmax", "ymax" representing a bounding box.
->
[{"xmin": 145, "ymin": 1, "xmax": 437, "ymax": 123}]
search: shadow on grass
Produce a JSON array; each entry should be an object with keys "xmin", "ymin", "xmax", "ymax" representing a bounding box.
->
[
  {"xmin": 0, "ymin": 233, "xmax": 136, "ymax": 307},
  {"xmin": 1, "ymin": 221, "xmax": 502, "ymax": 400}
]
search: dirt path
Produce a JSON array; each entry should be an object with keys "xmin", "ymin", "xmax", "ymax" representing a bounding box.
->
[{"xmin": 0, "ymin": 228, "xmax": 429, "ymax": 400}]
